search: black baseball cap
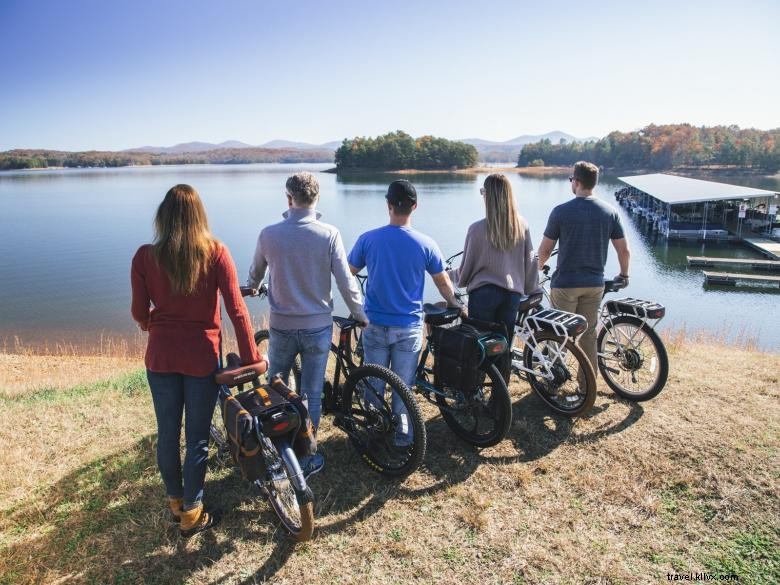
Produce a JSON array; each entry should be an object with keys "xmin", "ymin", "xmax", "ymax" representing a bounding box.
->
[{"xmin": 385, "ymin": 179, "xmax": 417, "ymax": 207}]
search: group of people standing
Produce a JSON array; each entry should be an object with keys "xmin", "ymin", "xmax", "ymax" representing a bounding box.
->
[{"xmin": 130, "ymin": 161, "xmax": 630, "ymax": 537}]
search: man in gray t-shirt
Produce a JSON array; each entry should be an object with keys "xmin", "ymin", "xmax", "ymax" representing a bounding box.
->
[{"xmin": 537, "ymin": 161, "xmax": 631, "ymax": 385}]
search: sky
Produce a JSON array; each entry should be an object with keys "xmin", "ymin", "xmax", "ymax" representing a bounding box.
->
[{"xmin": 1, "ymin": 0, "xmax": 778, "ymax": 151}]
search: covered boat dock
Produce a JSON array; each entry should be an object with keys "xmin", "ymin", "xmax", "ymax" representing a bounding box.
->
[{"xmin": 615, "ymin": 174, "xmax": 780, "ymax": 257}]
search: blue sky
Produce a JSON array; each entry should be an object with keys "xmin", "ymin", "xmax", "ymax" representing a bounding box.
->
[{"xmin": 1, "ymin": 0, "xmax": 778, "ymax": 151}]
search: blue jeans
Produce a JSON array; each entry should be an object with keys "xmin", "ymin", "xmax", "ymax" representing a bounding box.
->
[
  {"xmin": 268, "ymin": 324, "xmax": 332, "ymax": 430},
  {"xmin": 361, "ymin": 323, "xmax": 423, "ymax": 444},
  {"xmin": 146, "ymin": 370, "xmax": 218, "ymax": 508},
  {"xmin": 468, "ymin": 284, "xmax": 522, "ymax": 381}
]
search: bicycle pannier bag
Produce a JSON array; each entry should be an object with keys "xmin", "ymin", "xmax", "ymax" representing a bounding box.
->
[
  {"xmin": 431, "ymin": 323, "xmax": 506, "ymax": 392},
  {"xmin": 268, "ymin": 375, "xmax": 318, "ymax": 458},
  {"xmin": 235, "ymin": 376, "xmax": 317, "ymax": 459},
  {"xmin": 222, "ymin": 395, "xmax": 265, "ymax": 481}
]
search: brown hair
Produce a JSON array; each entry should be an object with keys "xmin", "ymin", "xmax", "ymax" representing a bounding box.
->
[
  {"xmin": 483, "ymin": 173, "xmax": 526, "ymax": 250},
  {"xmin": 152, "ymin": 184, "xmax": 217, "ymax": 296},
  {"xmin": 572, "ymin": 161, "xmax": 599, "ymax": 190},
  {"xmin": 286, "ymin": 172, "xmax": 320, "ymax": 207}
]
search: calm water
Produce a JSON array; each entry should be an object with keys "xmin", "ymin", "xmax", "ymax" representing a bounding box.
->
[{"xmin": 1, "ymin": 164, "xmax": 778, "ymax": 351}]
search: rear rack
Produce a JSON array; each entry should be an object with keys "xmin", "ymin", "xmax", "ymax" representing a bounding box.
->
[
  {"xmin": 525, "ymin": 308, "xmax": 588, "ymax": 338},
  {"xmin": 604, "ymin": 298, "xmax": 665, "ymax": 320}
]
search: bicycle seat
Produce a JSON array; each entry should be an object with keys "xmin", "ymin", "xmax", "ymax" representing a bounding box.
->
[
  {"xmin": 215, "ymin": 355, "xmax": 269, "ymax": 387},
  {"xmin": 333, "ymin": 316, "xmax": 359, "ymax": 330},
  {"xmin": 423, "ymin": 303, "xmax": 460, "ymax": 326},
  {"xmin": 517, "ymin": 292, "xmax": 544, "ymax": 314}
]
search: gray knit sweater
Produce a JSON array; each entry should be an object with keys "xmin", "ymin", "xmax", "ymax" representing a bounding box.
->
[
  {"xmin": 447, "ymin": 218, "xmax": 540, "ymax": 295},
  {"xmin": 248, "ymin": 208, "xmax": 368, "ymax": 329}
]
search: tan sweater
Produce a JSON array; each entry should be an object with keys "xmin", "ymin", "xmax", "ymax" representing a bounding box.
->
[{"xmin": 447, "ymin": 218, "xmax": 540, "ymax": 295}]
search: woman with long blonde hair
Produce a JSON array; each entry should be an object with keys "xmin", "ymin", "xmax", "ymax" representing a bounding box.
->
[
  {"xmin": 448, "ymin": 173, "xmax": 539, "ymax": 380},
  {"xmin": 131, "ymin": 184, "xmax": 261, "ymax": 537}
]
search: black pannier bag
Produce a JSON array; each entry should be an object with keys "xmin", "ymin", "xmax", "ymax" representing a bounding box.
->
[
  {"xmin": 430, "ymin": 320, "xmax": 508, "ymax": 392},
  {"xmin": 222, "ymin": 394, "xmax": 265, "ymax": 481}
]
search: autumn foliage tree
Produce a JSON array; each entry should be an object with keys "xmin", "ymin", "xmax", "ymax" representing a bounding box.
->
[{"xmin": 517, "ymin": 124, "xmax": 780, "ymax": 172}]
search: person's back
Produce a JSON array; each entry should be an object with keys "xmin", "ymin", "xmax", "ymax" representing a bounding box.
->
[
  {"xmin": 547, "ymin": 195, "xmax": 623, "ymax": 289},
  {"xmin": 537, "ymin": 161, "xmax": 630, "ymax": 386},
  {"xmin": 353, "ymin": 224, "xmax": 443, "ymax": 327},
  {"xmin": 248, "ymin": 171, "xmax": 366, "ymax": 478},
  {"xmin": 447, "ymin": 173, "xmax": 538, "ymax": 382},
  {"xmin": 253, "ymin": 211, "xmax": 354, "ymax": 329},
  {"xmin": 131, "ymin": 184, "xmax": 260, "ymax": 538},
  {"xmin": 348, "ymin": 179, "xmax": 463, "ymax": 447}
]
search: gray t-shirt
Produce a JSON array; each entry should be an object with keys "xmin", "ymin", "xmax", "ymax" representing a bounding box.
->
[{"xmin": 543, "ymin": 196, "xmax": 625, "ymax": 288}]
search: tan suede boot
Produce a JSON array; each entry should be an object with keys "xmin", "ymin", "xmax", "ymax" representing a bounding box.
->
[
  {"xmin": 168, "ymin": 497, "xmax": 183, "ymax": 522},
  {"xmin": 179, "ymin": 503, "xmax": 219, "ymax": 538}
]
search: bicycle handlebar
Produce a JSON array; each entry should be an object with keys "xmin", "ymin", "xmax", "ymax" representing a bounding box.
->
[
  {"xmin": 603, "ymin": 279, "xmax": 628, "ymax": 295},
  {"xmin": 241, "ymin": 283, "xmax": 269, "ymax": 298},
  {"xmin": 445, "ymin": 250, "xmax": 463, "ymax": 270}
]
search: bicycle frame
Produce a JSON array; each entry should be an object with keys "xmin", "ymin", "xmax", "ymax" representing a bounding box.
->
[
  {"xmin": 510, "ymin": 309, "xmax": 583, "ymax": 382},
  {"xmin": 323, "ymin": 317, "xmax": 362, "ymax": 414}
]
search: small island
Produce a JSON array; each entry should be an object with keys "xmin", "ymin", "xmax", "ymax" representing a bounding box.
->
[{"xmin": 333, "ymin": 130, "xmax": 479, "ymax": 172}]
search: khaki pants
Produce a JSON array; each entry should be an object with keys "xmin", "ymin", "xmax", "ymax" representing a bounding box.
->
[{"xmin": 550, "ymin": 286, "xmax": 603, "ymax": 386}]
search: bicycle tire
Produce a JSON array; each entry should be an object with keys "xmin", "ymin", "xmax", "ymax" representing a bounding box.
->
[
  {"xmin": 260, "ymin": 439, "xmax": 315, "ymax": 542},
  {"xmin": 341, "ymin": 364, "xmax": 426, "ymax": 478},
  {"xmin": 522, "ymin": 330, "xmax": 597, "ymax": 417},
  {"xmin": 255, "ymin": 329, "xmax": 302, "ymax": 390},
  {"xmin": 597, "ymin": 315, "xmax": 669, "ymax": 401},
  {"xmin": 434, "ymin": 362, "xmax": 512, "ymax": 447}
]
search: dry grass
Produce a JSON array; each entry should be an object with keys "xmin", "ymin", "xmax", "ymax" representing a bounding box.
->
[
  {"xmin": 0, "ymin": 353, "xmax": 139, "ymax": 397},
  {"xmin": 1, "ymin": 339, "xmax": 778, "ymax": 584}
]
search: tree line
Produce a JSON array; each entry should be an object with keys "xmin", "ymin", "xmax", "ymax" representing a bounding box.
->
[
  {"xmin": 335, "ymin": 131, "xmax": 479, "ymax": 171},
  {"xmin": 0, "ymin": 147, "xmax": 335, "ymax": 170},
  {"xmin": 517, "ymin": 124, "xmax": 780, "ymax": 172}
]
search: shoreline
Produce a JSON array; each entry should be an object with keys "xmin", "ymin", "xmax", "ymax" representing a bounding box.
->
[
  {"xmin": 325, "ymin": 165, "xmax": 780, "ymax": 178},
  {"xmin": 3, "ymin": 162, "xmax": 778, "ymax": 180}
]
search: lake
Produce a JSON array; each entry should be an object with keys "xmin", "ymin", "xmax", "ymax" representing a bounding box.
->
[{"xmin": 1, "ymin": 163, "xmax": 778, "ymax": 352}]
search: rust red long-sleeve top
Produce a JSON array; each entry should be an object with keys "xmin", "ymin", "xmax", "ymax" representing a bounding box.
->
[{"xmin": 131, "ymin": 243, "xmax": 261, "ymax": 376}]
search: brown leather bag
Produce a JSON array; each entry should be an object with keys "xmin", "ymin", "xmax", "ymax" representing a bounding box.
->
[{"xmin": 221, "ymin": 394, "xmax": 265, "ymax": 481}]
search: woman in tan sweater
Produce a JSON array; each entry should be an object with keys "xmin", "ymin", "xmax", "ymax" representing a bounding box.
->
[{"xmin": 448, "ymin": 173, "xmax": 540, "ymax": 380}]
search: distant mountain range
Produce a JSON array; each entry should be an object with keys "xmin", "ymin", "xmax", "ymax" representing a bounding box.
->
[
  {"xmin": 124, "ymin": 139, "xmax": 342, "ymax": 154},
  {"xmin": 460, "ymin": 131, "xmax": 600, "ymax": 162},
  {"xmin": 124, "ymin": 132, "xmax": 599, "ymax": 159},
  {"xmin": 460, "ymin": 131, "xmax": 599, "ymax": 148}
]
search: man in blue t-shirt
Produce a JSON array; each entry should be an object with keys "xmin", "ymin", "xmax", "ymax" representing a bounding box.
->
[
  {"xmin": 348, "ymin": 179, "xmax": 463, "ymax": 445},
  {"xmin": 537, "ymin": 161, "xmax": 631, "ymax": 383}
]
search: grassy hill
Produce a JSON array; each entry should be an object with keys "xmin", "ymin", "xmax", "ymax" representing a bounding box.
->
[{"xmin": 0, "ymin": 340, "xmax": 778, "ymax": 584}]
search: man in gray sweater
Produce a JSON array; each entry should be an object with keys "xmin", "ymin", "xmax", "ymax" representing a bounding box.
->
[{"xmin": 248, "ymin": 171, "xmax": 368, "ymax": 477}]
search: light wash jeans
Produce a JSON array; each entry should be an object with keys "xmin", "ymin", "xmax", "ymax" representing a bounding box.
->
[
  {"xmin": 361, "ymin": 323, "xmax": 423, "ymax": 444},
  {"xmin": 146, "ymin": 370, "xmax": 219, "ymax": 508},
  {"xmin": 268, "ymin": 324, "xmax": 332, "ymax": 429}
]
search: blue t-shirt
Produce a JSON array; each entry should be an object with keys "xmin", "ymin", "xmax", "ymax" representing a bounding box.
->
[
  {"xmin": 348, "ymin": 225, "xmax": 444, "ymax": 327},
  {"xmin": 543, "ymin": 196, "xmax": 625, "ymax": 288}
]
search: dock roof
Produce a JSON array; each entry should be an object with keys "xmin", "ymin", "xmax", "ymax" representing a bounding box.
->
[{"xmin": 617, "ymin": 173, "xmax": 778, "ymax": 205}]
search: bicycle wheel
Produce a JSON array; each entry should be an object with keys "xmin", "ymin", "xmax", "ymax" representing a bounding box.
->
[
  {"xmin": 597, "ymin": 316, "xmax": 669, "ymax": 401},
  {"xmin": 208, "ymin": 417, "xmax": 233, "ymax": 468},
  {"xmin": 434, "ymin": 362, "xmax": 512, "ymax": 447},
  {"xmin": 255, "ymin": 329, "xmax": 301, "ymax": 390},
  {"xmin": 522, "ymin": 331, "xmax": 596, "ymax": 417},
  {"xmin": 340, "ymin": 364, "xmax": 426, "ymax": 478},
  {"xmin": 259, "ymin": 438, "xmax": 315, "ymax": 542}
]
